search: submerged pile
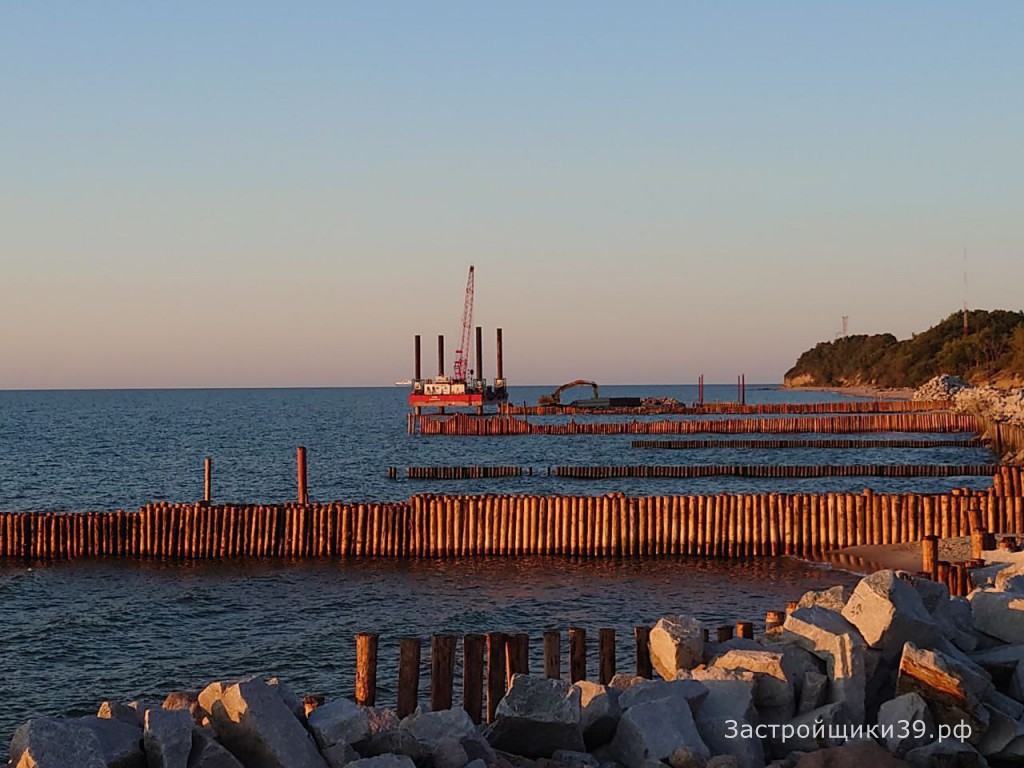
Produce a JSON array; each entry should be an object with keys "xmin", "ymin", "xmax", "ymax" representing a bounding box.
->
[{"xmin": 19, "ymin": 565, "xmax": 1024, "ymax": 767}]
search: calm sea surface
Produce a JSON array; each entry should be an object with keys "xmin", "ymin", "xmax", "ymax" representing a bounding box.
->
[{"xmin": 0, "ymin": 385, "xmax": 992, "ymax": 741}]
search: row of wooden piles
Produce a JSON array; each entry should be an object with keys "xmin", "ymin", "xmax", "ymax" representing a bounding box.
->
[
  {"xmin": 630, "ymin": 438, "xmax": 984, "ymax": 450},
  {"xmin": 412, "ymin": 412, "xmax": 979, "ymax": 436},
  {"xmin": 396, "ymin": 466, "xmax": 527, "ymax": 480},
  {"xmin": 397, "ymin": 463, "xmax": 996, "ymax": 481},
  {"xmin": 3, "ymin": 484, "xmax": 1022, "ymax": 561},
  {"xmin": 502, "ymin": 400, "xmax": 953, "ymax": 417},
  {"xmin": 345, "ymin": 621, "xmax": 757, "ymax": 723},
  {"xmin": 551, "ymin": 464, "xmax": 997, "ymax": 479}
]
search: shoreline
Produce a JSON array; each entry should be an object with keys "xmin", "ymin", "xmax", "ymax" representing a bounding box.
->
[
  {"xmin": 813, "ymin": 538, "xmax": 970, "ymax": 575},
  {"xmin": 782, "ymin": 384, "xmax": 917, "ymax": 400}
]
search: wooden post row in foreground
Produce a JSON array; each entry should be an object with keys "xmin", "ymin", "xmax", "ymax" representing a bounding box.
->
[{"xmin": 356, "ymin": 626, "xmax": 672, "ymax": 723}]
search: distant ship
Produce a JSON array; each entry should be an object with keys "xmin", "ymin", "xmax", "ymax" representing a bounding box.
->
[{"xmin": 395, "ymin": 379, "xmax": 413, "ymax": 386}]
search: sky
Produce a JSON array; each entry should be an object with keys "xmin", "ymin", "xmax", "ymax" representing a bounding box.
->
[{"xmin": 2, "ymin": 2, "xmax": 1022, "ymax": 389}]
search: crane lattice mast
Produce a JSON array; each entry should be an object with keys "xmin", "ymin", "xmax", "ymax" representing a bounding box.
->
[{"xmin": 453, "ymin": 265, "xmax": 475, "ymax": 381}]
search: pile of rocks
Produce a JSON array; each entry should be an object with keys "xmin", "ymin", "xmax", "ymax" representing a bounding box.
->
[
  {"xmin": 914, "ymin": 375, "xmax": 1024, "ymax": 428},
  {"xmin": 18, "ymin": 565, "xmax": 1024, "ymax": 768},
  {"xmin": 955, "ymin": 386, "xmax": 1024, "ymax": 428},
  {"xmin": 912, "ymin": 375, "xmax": 969, "ymax": 401}
]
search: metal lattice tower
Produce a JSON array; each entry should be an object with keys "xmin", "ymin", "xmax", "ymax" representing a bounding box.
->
[{"xmin": 453, "ymin": 265, "xmax": 475, "ymax": 381}]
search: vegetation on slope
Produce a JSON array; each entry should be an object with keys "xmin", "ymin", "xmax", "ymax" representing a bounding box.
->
[{"xmin": 784, "ymin": 310, "xmax": 1024, "ymax": 388}]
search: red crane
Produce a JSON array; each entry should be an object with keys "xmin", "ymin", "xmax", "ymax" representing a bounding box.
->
[{"xmin": 453, "ymin": 265, "xmax": 475, "ymax": 382}]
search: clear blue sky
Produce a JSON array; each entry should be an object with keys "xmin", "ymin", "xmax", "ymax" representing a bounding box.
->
[{"xmin": 3, "ymin": 2, "xmax": 1022, "ymax": 388}]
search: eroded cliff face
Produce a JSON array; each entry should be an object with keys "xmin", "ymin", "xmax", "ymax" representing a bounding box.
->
[{"xmin": 782, "ymin": 372, "xmax": 818, "ymax": 388}]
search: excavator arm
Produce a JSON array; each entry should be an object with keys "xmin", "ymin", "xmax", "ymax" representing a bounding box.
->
[{"xmin": 538, "ymin": 379, "xmax": 600, "ymax": 406}]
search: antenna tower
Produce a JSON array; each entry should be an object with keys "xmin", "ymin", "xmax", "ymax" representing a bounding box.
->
[{"xmin": 962, "ymin": 247, "xmax": 969, "ymax": 338}]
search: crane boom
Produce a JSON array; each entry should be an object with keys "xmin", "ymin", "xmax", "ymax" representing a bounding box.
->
[{"xmin": 453, "ymin": 265, "xmax": 475, "ymax": 381}]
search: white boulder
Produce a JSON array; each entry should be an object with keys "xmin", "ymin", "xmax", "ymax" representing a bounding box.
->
[{"xmin": 649, "ymin": 615, "xmax": 705, "ymax": 680}]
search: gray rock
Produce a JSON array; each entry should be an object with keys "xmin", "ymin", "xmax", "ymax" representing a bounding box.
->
[
  {"xmin": 649, "ymin": 615, "xmax": 705, "ymax": 680},
  {"xmin": 610, "ymin": 698, "xmax": 709, "ymax": 768},
  {"xmin": 200, "ymin": 676, "xmax": 328, "ymax": 768},
  {"xmin": 995, "ymin": 733, "xmax": 1024, "ymax": 765},
  {"xmin": 986, "ymin": 689, "xmax": 1024, "ymax": 720},
  {"xmin": 768, "ymin": 702, "xmax": 846, "ymax": 755},
  {"xmin": 307, "ymin": 699, "xmax": 370, "ymax": 749},
  {"xmin": 876, "ymin": 693, "xmax": 934, "ymax": 756},
  {"xmin": 320, "ymin": 742, "xmax": 358, "ymax": 768},
  {"xmin": 551, "ymin": 750, "xmax": 599, "ymax": 768},
  {"xmin": 197, "ymin": 681, "xmax": 238, "ymax": 717},
  {"xmin": 267, "ymin": 679, "xmax": 305, "ymax": 721},
  {"xmin": 432, "ymin": 736, "xmax": 469, "ymax": 768},
  {"xmin": 970, "ymin": 589, "xmax": 1024, "ymax": 644},
  {"xmin": 781, "ymin": 607, "xmax": 866, "ymax": 724},
  {"xmin": 145, "ymin": 709, "xmax": 194, "ymax": 768},
  {"xmin": 977, "ymin": 703, "xmax": 1023, "ymax": 757},
  {"xmin": 359, "ymin": 730, "xmax": 423, "ymax": 761},
  {"xmin": 98, "ymin": 701, "xmax": 145, "ymax": 728},
  {"xmin": 841, "ymin": 570, "xmax": 938, "ymax": 654},
  {"xmin": 688, "ymin": 667, "xmax": 763, "ymax": 768},
  {"xmin": 904, "ymin": 739, "xmax": 987, "ymax": 768},
  {"xmin": 711, "ymin": 638, "xmax": 765, "ymax": 659},
  {"xmin": 792, "ymin": 741, "xmax": 906, "ymax": 768},
  {"xmin": 398, "ymin": 708, "xmax": 478, "ymax": 751},
  {"xmin": 572, "ymin": 680, "xmax": 621, "ymax": 749},
  {"xmin": 711, "ymin": 649, "xmax": 795, "ymax": 718},
  {"xmin": 163, "ymin": 693, "xmax": 204, "ymax": 728},
  {"xmin": 72, "ymin": 716, "xmax": 145, "ymax": 768},
  {"xmin": 187, "ymin": 730, "xmax": 246, "ymax": 768},
  {"xmin": 486, "ymin": 675, "xmax": 584, "ymax": 757},
  {"xmin": 608, "ymin": 674, "xmax": 646, "ymax": 692},
  {"xmin": 9, "ymin": 718, "xmax": 107, "ymax": 768},
  {"xmin": 459, "ymin": 735, "xmax": 495, "ymax": 765},
  {"xmin": 618, "ymin": 678, "xmax": 708, "ymax": 711},
  {"xmin": 916, "ymin": 580, "xmax": 979, "ymax": 653},
  {"xmin": 995, "ymin": 562, "xmax": 1024, "ymax": 593},
  {"xmin": 666, "ymin": 746, "xmax": 708, "ymax": 768},
  {"xmin": 706, "ymin": 758, "xmax": 741, "ymax": 768},
  {"xmin": 364, "ymin": 708, "xmax": 400, "ymax": 735},
  {"xmin": 343, "ymin": 757, "xmax": 416, "ymax": 768},
  {"xmin": 970, "ymin": 563, "xmax": 1009, "ymax": 591},
  {"xmin": 797, "ymin": 586, "xmax": 849, "ymax": 613},
  {"xmin": 796, "ymin": 672, "xmax": 827, "ymax": 715},
  {"xmin": 967, "ymin": 642, "xmax": 1024, "ymax": 676},
  {"xmin": 896, "ymin": 642, "xmax": 991, "ymax": 743},
  {"xmin": 913, "ymin": 576, "xmax": 951, "ymax": 613}
]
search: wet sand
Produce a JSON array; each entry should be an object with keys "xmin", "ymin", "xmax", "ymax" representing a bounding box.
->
[
  {"xmin": 785, "ymin": 385, "xmax": 917, "ymax": 401},
  {"xmin": 820, "ymin": 537, "xmax": 971, "ymax": 575}
]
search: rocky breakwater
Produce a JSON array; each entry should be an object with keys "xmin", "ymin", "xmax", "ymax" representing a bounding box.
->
[
  {"xmin": 21, "ymin": 566, "xmax": 1024, "ymax": 767},
  {"xmin": 916, "ymin": 375, "xmax": 1024, "ymax": 429}
]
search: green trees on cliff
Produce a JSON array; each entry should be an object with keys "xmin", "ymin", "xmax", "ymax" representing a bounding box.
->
[{"xmin": 785, "ymin": 310, "xmax": 1024, "ymax": 387}]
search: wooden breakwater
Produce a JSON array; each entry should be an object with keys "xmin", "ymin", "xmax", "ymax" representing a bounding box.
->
[
  {"xmin": 994, "ymin": 464, "xmax": 1024, "ymax": 496},
  {"xmin": 3, "ymin": 479, "xmax": 1023, "ymax": 562},
  {"xmin": 397, "ymin": 466, "xmax": 527, "ymax": 480},
  {"xmin": 981, "ymin": 419, "xmax": 1024, "ymax": 461},
  {"xmin": 552, "ymin": 464, "xmax": 997, "ymax": 479},
  {"xmin": 342, "ymin": 620, "xmax": 764, "ymax": 723},
  {"xmin": 410, "ymin": 412, "xmax": 979, "ymax": 436},
  {"xmin": 397, "ymin": 464, "xmax": 997, "ymax": 481},
  {"xmin": 631, "ymin": 438, "xmax": 984, "ymax": 450},
  {"xmin": 503, "ymin": 400, "xmax": 953, "ymax": 417}
]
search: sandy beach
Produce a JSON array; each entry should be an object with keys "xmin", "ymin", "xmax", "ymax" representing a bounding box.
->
[
  {"xmin": 819, "ymin": 537, "xmax": 972, "ymax": 575},
  {"xmin": 784, "ymin": 385, "xmax": 917, "ymax": 401}
]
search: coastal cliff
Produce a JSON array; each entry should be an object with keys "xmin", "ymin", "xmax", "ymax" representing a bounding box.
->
[{"xmin": 784, "ymin": 310, "xmax": 1024, "ymax": 389}]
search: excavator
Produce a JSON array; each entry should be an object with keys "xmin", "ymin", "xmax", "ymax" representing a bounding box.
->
[{"xmin": 538, "ymin": 380, "xmax": 600, "ymax": 406}]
